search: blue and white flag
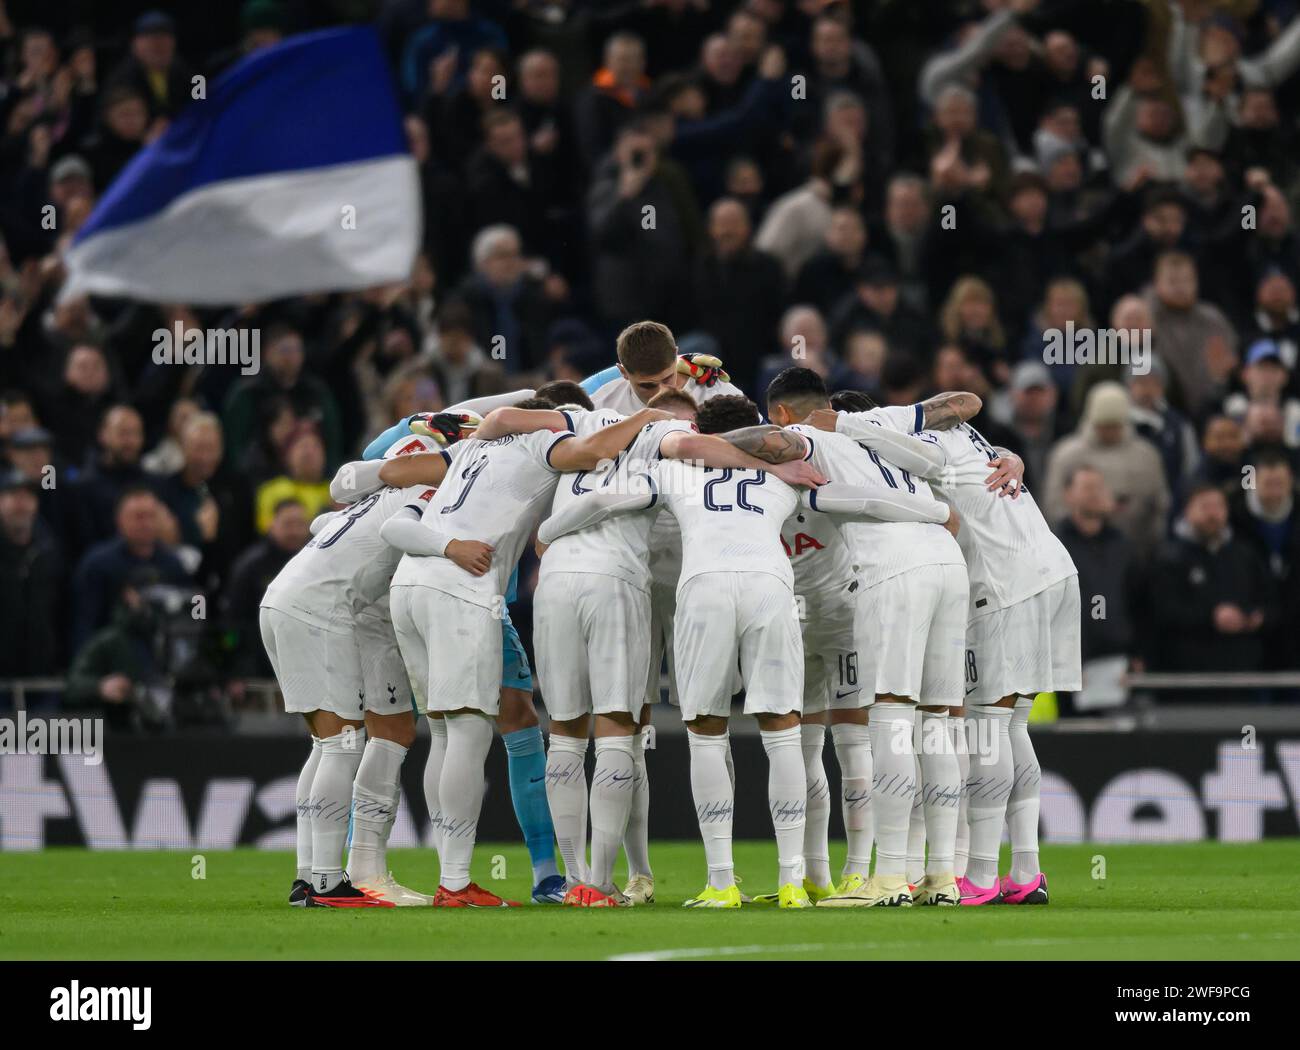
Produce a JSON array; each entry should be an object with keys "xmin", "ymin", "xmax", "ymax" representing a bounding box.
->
[{"xmin": 63, "ymin": 27, "xmax": 419, "ymax": 305}]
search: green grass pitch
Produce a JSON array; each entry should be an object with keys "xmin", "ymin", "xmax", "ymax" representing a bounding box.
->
[{"xmin": 3, "ymin": 841, "xmax": 1299, "ymax": 961}]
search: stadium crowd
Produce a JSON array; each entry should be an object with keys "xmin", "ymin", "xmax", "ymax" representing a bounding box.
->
[{"xmin": 1, "ymin": 0, "xmax": 1299, "ymax": 721}]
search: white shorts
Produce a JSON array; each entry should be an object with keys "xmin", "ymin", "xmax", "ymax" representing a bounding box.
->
[
  {"xmin": 355, "ymin": 603, "xmax": 418, "ymax": 714},
  {"xmin": 801, "ymin": 581, "xmax": 870, "ymax": 714},
  {"xmin": 674, "ymin": 572, "xmax": 803, "ymax": 721},
  {"xmin": 260, "ymin": 606, "xmax": 366, "ymax": 718},
  {"xmin": 964, "ymin": 574, "xmax": 1083, "ymax": 704},
  {"xmin": 644, "ymin": 580, "xmax": 679, "ymax": 707},
  {"xmin": 866, "ymin": 563, "xmax": 969, "ymax": 706},
  {"xmin": 535, "ymin": 571, "xmax": 651, "ymax": 721},
  {"xmin": 390, "ymin": 585, "xmax": 502, "ymax": 717}
]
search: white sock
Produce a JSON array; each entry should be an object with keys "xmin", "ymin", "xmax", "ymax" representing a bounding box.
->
[
  {"xmin": 762, "ymin": 726, "xmax": 807, "ymax": 887},
  {"xmin": 423, "ymin": 717, "xmax": 448, "ymax": 862},
  {"xmin": 310, "ymin": 728, "xmax": 366, "ymax": 892},
  {"xmin": 906, "ymin": 774, "xmax": 926, "ymax": 884},
  {"xmin": 919, "ymin": 710, "xmax": 960, "ymax": 876},
  {"xmin": 622, "ymin": 729, "xmax": 652, "ymax": 878},
  {"xmin": 831, "ymin": 722, "xmax": 873, "ymax": 879},
  {"xmin": 906, "ymin": 713, "xmax": 926, "ymax": 881},
  {"xmin": 295, "ymin": 737, "xmax": 322, "ymax": 882},
  {"xmin": 688, "ymin": 730, "xmax": 735, "ymax": 890},
  {"xmin": 965, "ymin": 704, "xmax": 1013, "ymax": 889},
  {"xmin": 347, "ymin": 737, "xmax": 407, "ymax": 883},
  {"xmin": 867, "ymin": 703, "xmax": 916, "ymax": 879},
  {"xmin": 590, "ymin": 736, "xmax": 636, "ymax": 892},
  {"xmin": 950, "ymin": 715, "xmax": 970, "ymax": 878},
  {"xmin": 545, "ymin": 734, "xmax": 590, "ymax": 886},
  {"xmin": 1008, "ymin": 698, "xmax": 1041, "ymax": 883},
  {"xmin": 437, "ymin": 712, "xmax": 493, "ymax": 892},
  {"xmin": 801, "ymin": 723, "xmax": 832, "ymax": 887}
]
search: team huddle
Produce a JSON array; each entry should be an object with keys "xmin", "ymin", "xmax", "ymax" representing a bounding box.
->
[{"xmin": 259, "ymin": 320, "xmax": 1081, "ymax": 909}]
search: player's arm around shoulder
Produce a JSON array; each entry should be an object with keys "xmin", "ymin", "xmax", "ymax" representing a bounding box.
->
[
  {"xmin": 549, "ymin": 407, "xmax": 671, "ymax": 472},
  {"xmin": 377, "ymin": 448, "xmax": 453, "ymax": 489},
  {"xmin": 476, "ymin": 406, "xmax": 572, "ymax": 441}
]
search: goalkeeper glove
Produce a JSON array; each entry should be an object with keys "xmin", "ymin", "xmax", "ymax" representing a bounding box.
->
[
  {"xmin": 407, "ymin": 411, "xmax": 481, "ymax": 446},
  {"xmin": 676, "ymin": 353, "xmax": 730, "ymax": 387}
]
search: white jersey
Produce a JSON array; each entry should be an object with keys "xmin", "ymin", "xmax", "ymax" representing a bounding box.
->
[
  {"xmin": 262, "ymin": 484, "xmax": 436, "ymax": 632},
  {"xmin": 542, "ymin": 413, "xmax": 693, "ymax": 591},
  {"xmin": 382, "ymin": 433, "xmax": 440, "ymax": 459},
  {"xmin": 786, "ymin": 423, "xmax": 963, "ymax": 587},
  {"xmin": 855, "ymin": 408, "xmax": 1077, "ymax": 613},
  {"xmin": 389, "ymin": 428, "xmax": 573, "ymax": 607},
  {"xmin": 590, "ymin": 375, "xmax": 744, "ymax": 415},
  {"xmin": 780, "ymin": 502, "xmax": 858, "ymax": 601},
  {"xmin": 657, "ymin": 459, "xmax": 799, "ymax": 590}
]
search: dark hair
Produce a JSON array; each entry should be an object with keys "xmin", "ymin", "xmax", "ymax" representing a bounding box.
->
[
  {"xmin": 695, "ymin": 394, "xmax": 761, "ymax": 435},
  {"xmin": 437, "ymin": 299, "xmax": 475, "ymax": 336},
  {"xmin": 765, "ymin": 367, "xmax": 830, "ymax": 416},
  {"xmin": 1250, "ymin": 445, "xmax": 1293, "ymax": 473},
  {"xmin": 1184, "ymin": 480, "xmax": 1227, "ymax": 507},
  {"xmin": 830, "ymin": 389, "xmax": 878, "ymax": 412},
  {"xmin": 534, "ymin": 380, "xmax": 594, "ymax": 411},
  {"xmin": 115, "ymin": 484, "xmax": 157, "ymax": 513},
  {"xmin": 514, "ymin": 396, "xmax": 557, "ymax": 410},
  {"xmin": 616, "ymin": 320, "xmax": 677, "ymax": 375}
]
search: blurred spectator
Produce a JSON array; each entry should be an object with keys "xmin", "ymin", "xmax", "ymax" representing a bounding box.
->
[
  {"xmin": 1230, "ymin": 448, "xmax": 1300, "ymax": 670},
  {"xmin": 70, "ymin": 487, "xmax": 189, "ymax": 654},
  {"xmin": 828, "ymin": 257, "xmax": 932, "ymax": 360},
  {"xmin": 0, "ymin": 469, "xmax": 62, "ymax": 676},
  {"xmin": 1146, "ymin": 251, "xmax": 1237, "ymax": 414},
  {"xmin": 66, "ymin": 579, "xmax": 169, "ymax": 729},
  {"xmin": 1195, "ymin": 413, "xmax": 1248, "ymax": 491},
  {"xmin": 254, "ymin": 425, "xmax": 332, "ymax": 534},
  {"xmin": 154, "ymin": 412, "xmax": 251, "ymax": 589},
  {"xmin": 756, "ymin": 305, "xmax": 854, "ymax": 395},
  {"xmin": 1223, "ymin": 339, "xmax": 1300, "ymax": 449},
  {"xmin": 222, "ymin": 498, "xmax": 310, "ymax": 678},
  {"xmin": 991, "ymin": 360, "xmax": 1064, "ymax": 492},
  {"xmin": 1044, "ymin": 381, "xmax": 1170, "ymax": 556},
  {"xmin": 1056, "ymin": 464, "xmax": 1135, "ymax": 667},
  {"xmin": 222, "ymin": 323, "xmax": 342, "ymax": 469},
  {"xmin": 141, "ymin": 397, "xmax": 200, "ymax": 475},
  {"xmin": 39, "ymin": 342, "xmax": 116, "ymax": 468},
  {"xmin": 1128, "ymin": 358, "xmax": 1199, "ymax": 508},
  {"xmin": 457, "ymin": 224, "xmax": 560, "ymax": 375},
  {"xmin": 72, "ymin": 404, "xmax": 151, "ymax": 547},
  {"xmin": 939, "ymin": 274, "xmax": 1008, "ymax": 388},
  {"xmin": 588, "ymin": 120, "xmax": 700, "ymax": 333},
  {"xmin": 691, "ymin": 197, "xmax": 784, "ymax": 389},
  {"xmin": 754, "ymin": 138, "xmax": 841, "ymax": 281},
  {"xmin": 575, "ymin": 31, "xmax": 650, "ymax": 169},
  {"xmin": 790, "ymin": 204, "xmax": 867, "ymax": 318},
  {"xmin": 1148, "ymin": 484, "xmax": 1275, "ymax": 690},
  {"xmin": 105, "ymin": 11, "xmax": 194, "ymax": 120},
  {"xmin": 401, "ymin": 0, "xmax": 508, "ymax": 103}
]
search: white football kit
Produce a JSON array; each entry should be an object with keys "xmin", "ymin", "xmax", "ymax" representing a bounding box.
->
[
  {"xmin": 389, "ymin": 428, "xmax": 573, "ymax": 716},
  {"xmin": 591, "ymin": 375, "xmax": 742, "ymax": 709},
  {"xmin": 536, "ymin": 412, "xmax": 693, "ymax": 721},
  {"xmin": 656, "ymin": 459, "xmax": 804, "ymax": 721},
  {"xmin": 838, "ymin": 409, "xmax": 1081, "ymax": 703},
  {"xmin": 787, "ymin": 423, "xmax": 969, "ymax": 705},
  {"xmin": 780, "ymin": 499, "xmax": 866, "ymax": 714},
  {"xmin": 260, "ymin": 484, "xmax": 436, "ymax": 717}
]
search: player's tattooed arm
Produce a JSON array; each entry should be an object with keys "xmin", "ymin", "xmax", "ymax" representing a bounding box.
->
[
  {"xmin": 719, "ymin": 424, "xmax": 806, "ymax": 464},
  {"xmin": 377, "ymin": 451, "xmax": 450, "ymax": 489},
  {"xmin": 918, "ymin": 391, "xmax": 982, "ymax": 430}
]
